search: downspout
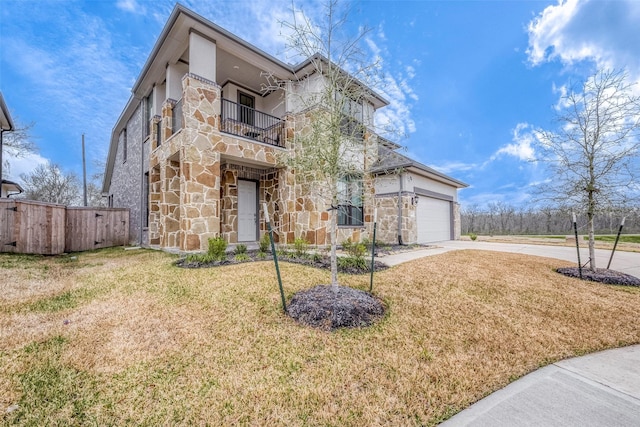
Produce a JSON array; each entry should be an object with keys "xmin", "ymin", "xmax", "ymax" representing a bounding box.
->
[
  {"xmin": 0, "ymin": 130, "xmax": 4, "ymax": 190},
  {"xmin": 138, "ymin": 96, "xmax": 145, "ymax": 246},
  {"xmin": 397, "ymin": 171, "xmax": 403, "ymax": 245}
]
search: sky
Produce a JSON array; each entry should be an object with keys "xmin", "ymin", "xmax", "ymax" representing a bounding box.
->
[{"xmin": 1, "ymin": 0, "xmax": 639, "ymax": 208}]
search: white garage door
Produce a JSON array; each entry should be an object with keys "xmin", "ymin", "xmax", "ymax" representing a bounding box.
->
[{"xmin": 417, "ymin": 197, "xmax": 451, "ymax": 243}]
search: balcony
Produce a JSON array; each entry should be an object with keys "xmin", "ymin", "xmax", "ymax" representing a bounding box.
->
[{"xmin": 220, "ymin": 98, "xmax": 285, "ymax": 148}]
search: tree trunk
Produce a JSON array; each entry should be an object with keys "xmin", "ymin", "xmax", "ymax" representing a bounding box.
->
[
  {"xmin": 588, "ymin": 211, "xmax": 597, "ymax": 272},
  {"xmin": 330, "ymin": 205, "xmax": 338, "ymax": 288}
]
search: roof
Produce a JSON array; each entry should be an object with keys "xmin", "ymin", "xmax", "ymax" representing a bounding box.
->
[
  {"xmin": 372, "ymin": 146, "xmax": 469, "ymax": 189},
  {"xmin": 0, "ymin": 92, "xmax": 15, "ymax": 131},
  {"xmin": 2, "ymin": 179, "xmax": 24, "ymax": 196}
]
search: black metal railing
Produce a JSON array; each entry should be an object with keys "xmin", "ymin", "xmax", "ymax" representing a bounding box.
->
[
  {"xmin": 171, "ymin": 98, "xmax": 183, "ymax": 134},
  {"xmin": 220, "ymin": 98, "xmax": 285, "ymax": 147}
]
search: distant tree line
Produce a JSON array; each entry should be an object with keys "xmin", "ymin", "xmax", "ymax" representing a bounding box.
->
[{"xmin": 461, "ymin": 202, "xmax": 640, "ymax": 236}]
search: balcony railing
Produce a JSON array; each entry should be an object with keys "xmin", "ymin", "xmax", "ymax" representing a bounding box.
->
[
  {"xmin": 171, "ymin": 98, "xmax": 183, "ymax": 134},
  {"xmin": 221, "ymin": 98, "xmax": 285, "ymax": 148}
]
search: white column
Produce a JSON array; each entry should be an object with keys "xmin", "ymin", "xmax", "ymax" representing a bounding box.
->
[{"xmin": 189, "ymin": 30, "xmax": 216, "ymax": 83}]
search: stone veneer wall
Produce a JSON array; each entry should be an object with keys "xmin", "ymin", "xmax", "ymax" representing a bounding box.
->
[
  {"xmin": 453, "ymin": 202, "xmax": 461, "ymax": 240},
  {"xmin": 279, "ymin": 111, "xmax": 379, "ymax": 246},
  {"xmin": 374, "ymin": 192, "xmax": 417, "ymax": 245},
  {"xmin": 149, "ymin": 73, "xmax": 285, "ymax": 251}
]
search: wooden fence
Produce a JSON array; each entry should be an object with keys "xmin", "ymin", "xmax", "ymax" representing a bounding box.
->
[{"xmin": 0, "ymin": 199, "xmax": 129, "ymax": 255}]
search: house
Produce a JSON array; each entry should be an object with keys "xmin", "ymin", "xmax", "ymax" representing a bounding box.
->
[
  {"xmin": 0, "ymin": 92, "xmax": 24, "ymax": 198},
  {"xmin": 102, "ymin": 4, "xmax": 467, "ymax": 252}
]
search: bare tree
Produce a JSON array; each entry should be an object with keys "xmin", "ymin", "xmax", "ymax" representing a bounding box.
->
[
  {"xmin": 267, "ymin": 0, "xmax": 389, "ymax": 287},
  {"xmin": 535, "ymin": 69, "xmax": 640, "ymax": 270},
  {"xmin": 2, "ymin": 120, "xmax": 38, "ymax": 178},
  {"xmin": 20, "ymin": 162, "xmax": 81, "ymax": 206}
]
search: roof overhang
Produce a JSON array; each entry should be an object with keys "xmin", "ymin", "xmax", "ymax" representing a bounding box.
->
[
  {"xmin": 2, "ymin": 179, "xmax": 23, "ymax": 196},
  {"xmin": 0, "ymin": 92, "xmax": 15, "ymax": 131}
]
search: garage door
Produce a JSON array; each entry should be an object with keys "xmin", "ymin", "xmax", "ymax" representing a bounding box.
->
[{"xmin": 417, "ymin": 197, "xmax": 451, "ymax": 243}]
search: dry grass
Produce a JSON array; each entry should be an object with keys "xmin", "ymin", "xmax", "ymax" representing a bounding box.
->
[{"xmin": 1, "ymin": 248, "xmax": 639, "ymax": 426}]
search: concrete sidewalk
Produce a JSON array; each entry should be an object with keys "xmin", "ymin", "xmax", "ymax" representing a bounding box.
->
[
  {"xmin": 440, "ymin": 345, "xmax": 640, "ymax": 426},
  {"xmin": 378, "ymin": 240, "xmax": 640, "ymax": 278}
]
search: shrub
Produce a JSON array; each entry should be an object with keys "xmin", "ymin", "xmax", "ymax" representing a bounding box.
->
[
  {"xmin": 208, "ymin": 237, "xmax": 227, "ymax": 261},
  {"xmin": 338, "ymin": 256, "xmax": 368, "ymax": 271},
  {"xmin": 293, "ymin": 237, "xmax": 309, "ymax": 258},
  {"xmin": 259, "ymin": 233, "xmax": 270, "ymax": 253},
  {"xmin": 469, "ymin": 233, "xmax": 478, "ymax": 241},
  {"xmin": 234, "ymin": 253, "xmax": 250, "ymax": 262},
  {"xmin": 234, "ymin": 244, "xmax": 247, "ymax": 255},
  {"xmin": 342, "ymin": 237, "xmax": 367, "ymax": 259}
]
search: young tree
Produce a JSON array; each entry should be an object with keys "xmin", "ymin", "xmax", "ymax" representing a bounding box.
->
[
  {"xmin": 536, "ymin": 69, "xmax": 640, "ymax": 270},
  {"xmin": 20, "ymin": 162, "xmax": 81, "ymax": 205},
  {"xmin": 268, "ymin": 0, "xmax": 388, "ymax": 287}
]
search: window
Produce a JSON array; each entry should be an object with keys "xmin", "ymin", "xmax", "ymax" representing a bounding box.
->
[
  {"xmin": 238, "ymin": 92, "xmax": 255, "ymax": 126},
  {"xmin": 121, "ymin": 128, "xmax": 127, "ymax": 162},
  {"xmin": 337, "ymin": 176, "xmax": 363, "ymax": 226},
  {"xmin": 144, "ymin": 93, "xmax": 153, "ymax": 137}
]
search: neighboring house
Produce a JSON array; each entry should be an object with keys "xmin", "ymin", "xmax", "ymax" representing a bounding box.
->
[
  {"xmin": 1, "ymin": 179, "xmax": 23, "ymax": 198},
  {"xmin": 1, "ymin": 92, "xmax": 23, "ymax": 198},
  {"xmin": 102, "ymin": 4, "xmax": 467, "ymax": 251}
]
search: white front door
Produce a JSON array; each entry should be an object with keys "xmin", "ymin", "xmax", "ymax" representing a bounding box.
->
[{"xmin": 238, "ymin": 180, "xmax": 257, "ymax": 242}]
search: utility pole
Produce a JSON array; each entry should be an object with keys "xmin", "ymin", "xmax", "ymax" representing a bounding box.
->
[{"xmin": 82, "ymin": 133, "xmax": 87, "ymax": 206}]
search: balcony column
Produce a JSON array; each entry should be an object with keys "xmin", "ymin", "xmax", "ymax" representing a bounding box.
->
[
  {"xmin": 179, "ymin": 74, "xmax": 222, "ymax": 251},
  {"xmin": 189, "ymin": 29, "xmax": 216, "ymax": 83}
]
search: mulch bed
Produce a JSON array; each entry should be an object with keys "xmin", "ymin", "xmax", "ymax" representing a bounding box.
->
[
  {"xmin": 175, "ymin": 250, "xmax": 389, "ymax": 274},
  {"xmin": 287, "ymin": 285, "xmax": 386, "ymax": 331},
  {"xmin": 556, "ymin": 267, "xmax": 640, "ymax": 286}
]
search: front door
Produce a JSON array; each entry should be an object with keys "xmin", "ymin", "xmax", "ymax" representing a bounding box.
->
[{"xmin": 238, "ymin": 180, "xmax": 257, "ymax": 242}]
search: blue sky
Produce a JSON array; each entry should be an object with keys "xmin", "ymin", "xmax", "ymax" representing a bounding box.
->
[{"xmin": 2, "ymin": 0, "xmax": 639, "ymax": 208}]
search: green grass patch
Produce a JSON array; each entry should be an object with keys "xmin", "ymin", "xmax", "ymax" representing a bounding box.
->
[
  {"xmin": 28, "ymin": 288, "xmax": 96, "ymax": 312},
  {"xmin": 6, "ymin": 336, "xmax": 101, "ymax": 426},
  {"xmin": 584, "ymin": 235, "xmax": 640, "ymax": 243}
]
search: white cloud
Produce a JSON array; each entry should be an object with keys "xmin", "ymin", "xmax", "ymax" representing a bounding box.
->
[
  {"xmin": 491, "ymin": 123, "xmax": 537, "ymax": 162},
  {"xmin": 116, "ymin": 0, "xmax": 145, "ymax": 14},
  {"xmin": 527, "ymin": 0, "xmax": 640, "ymax": 80},
  {"xmin": 3, "ymin": 152, "xmax": 49, "ymax": 181},
  {"xmin": 428, "ymin": 161, "xmax": 478, "ymax": 175}
]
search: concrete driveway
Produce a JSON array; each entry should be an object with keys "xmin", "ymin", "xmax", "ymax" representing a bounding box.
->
[{"xmin": 379, "ymin": 240, "xmax": 640, "ymax": 278}]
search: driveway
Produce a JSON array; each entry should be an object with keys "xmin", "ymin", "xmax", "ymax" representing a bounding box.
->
[{"xmin": 379, "ymin": 240, "xmax": 640, "ymax": 278}]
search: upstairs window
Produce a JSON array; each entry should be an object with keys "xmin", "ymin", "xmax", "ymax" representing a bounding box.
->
[
  {"xmin": 337, "ymin": 175, "xmax": 363, "ymax": 226},
  {"xmin": 121, "ymin": 128, "xmax": 127, "ymax": 163},
  {"xmin": 144, "ymin": 94, "xmax": 153, "ymax": 137}
]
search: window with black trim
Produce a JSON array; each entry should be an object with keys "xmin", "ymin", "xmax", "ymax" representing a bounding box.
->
[
  {"xmin": 337, "ymin": 175, "xmax": 363, "ymax": 226},
  {"xmin": 121, "ymin": 128, "xmax": 127, "ymax": 162},
  {"xmin": 144, "ymin": 94, "xmax": 153, "ymax": 137}
]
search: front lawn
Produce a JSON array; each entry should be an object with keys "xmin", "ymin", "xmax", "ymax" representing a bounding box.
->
[{"xmin": 1, "ymin": 248, "xmax": 639, "ymax": 425}]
